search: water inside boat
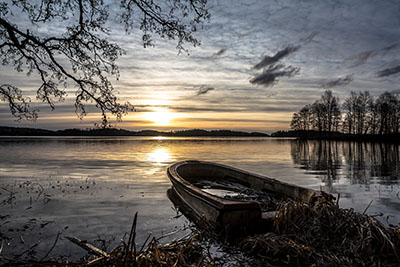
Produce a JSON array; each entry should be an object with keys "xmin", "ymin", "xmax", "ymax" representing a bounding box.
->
[{"xmin": 194, "ymin": 180, "xmax": 285, "ymax": 211}]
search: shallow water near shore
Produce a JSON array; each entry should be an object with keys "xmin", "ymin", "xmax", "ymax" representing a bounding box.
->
[{"xmin": 0, "ymin": 136, "xmax": 399, "ymax": 260}]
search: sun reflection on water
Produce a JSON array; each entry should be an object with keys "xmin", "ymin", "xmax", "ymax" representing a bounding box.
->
[
  {"xmin": 147, "ymin": 147, "xmax": 172, "ymax": 165},
  {"xmin": 152, "ymin": 136, "xmax": 168, "ymax": 140}
]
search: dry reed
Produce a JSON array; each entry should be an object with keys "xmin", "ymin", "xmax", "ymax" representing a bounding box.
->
[{"xmin": 242, "ymin": 200, "xmax": 400, "ymax": 266}]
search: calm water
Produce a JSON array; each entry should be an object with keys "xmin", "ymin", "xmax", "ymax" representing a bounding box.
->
[{"xmin": 1, "ymin": 137, "xmax": 399, "ymax": 259}]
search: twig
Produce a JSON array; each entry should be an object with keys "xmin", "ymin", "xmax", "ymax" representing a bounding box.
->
[
  {"xmin": 336, "ymin": 193, "xmax": 340, "ymax": 206},
  {"xmin": 139, "ymin": 233, "xmax": 152, "ymax": 253},
  {"xmin": 172, "ymin": 232, "xmax": 193, "ymax": 244},
  {"xmin": 370, "ymin": 212, "xmax": 384, "ymax": 218},
  {"xmin": 155, "ymin": 228, "xmax": 186, "ymax": 242},
  {"xmin": 130, "ymin": 212, "xmax": 138, "ymax": 254},
  {"xmin": 36, "ymin": 188, "xmax": 43, "ymax": 200},
  {"xmin": 38, "ymin": 183, "xmax": 44, "ymax": 191},
  {"xmin": 41, "ymin": 231, "xmax": 61, "ymax": 260},
  {"xmin": 65, "ymin": 236, "xmax": 108, "ymax": 257},
  {"xmin": 14, "ymin": 243, "xmax": 38, "ymax": 258},
  {"xmin": 0, "ymin": 256, "xmax": 70, "ymax": 267},
  {"xmin": 363, "ymin": 200, "xmax": 373, "ymax": 214},
  {"xmin": 86, "ymin": 256, "xmax": 105, "ymax": 266},
  {"xmin": 1, "ymin": 187, "xmax": 13, "ymax": 194},
  {"xmin": 124, "ymin": 212, "xmax": 138, "ymax": 266}
]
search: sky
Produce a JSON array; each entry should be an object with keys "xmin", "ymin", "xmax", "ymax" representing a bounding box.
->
[{"xmin": 1, "ymin": 0, "xmax": 400, "ymax": 133}]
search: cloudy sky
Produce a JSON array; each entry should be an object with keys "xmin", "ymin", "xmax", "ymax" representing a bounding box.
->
[{"xmin": 1, "ymin": 0, "xmax": 400, "ymax": 133}]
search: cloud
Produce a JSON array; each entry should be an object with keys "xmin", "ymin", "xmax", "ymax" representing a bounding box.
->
[
  {"xmin": 382, "ymin": 43, "xmax": 398, "ymax": 54},
  {"xmin": 253, "ymin": 45, "xmax": 300, "ymax": 70},
  {"xmin": 177, "ymin": 117, "xmax": 286, "ymax": 123},
  {"xmin": 266, "ymin": 91, "xmax": 278, "ymax": 98},
  {"xmin": 321, "ymin": 75, "xmax": 353, "ymax": 88},
  {"xmin": 344, "ymin": 45, "xmax": 398, "ymax": 68},
  {"xmin": 249, "ymin": 33, "xmax": 318, "ymax": 88},
  {"xmin": 345, "ymin": 50, "xmax": 375, "ymax": 68},
  {"xmin": 195, "ymin": 85, "xmax": 215, "ymax": 96},
  {"xmin": 377, "ymin": 65, "xmax": 400, "ymax": 77},
  {"xmin": 171, "ymin": 106, "xmax": 243, "ymax": 113},
  {"xmin": 212, "ymin": 48, "xmax": 227, "ymax": 57},
  {"xmin": 260, "ymin": 106, "xmax": 300, "ymax": 112},
  {"xmin": 250, "ymin": 65, "xmax": 300, "ymax": 87},
  {"xmin": 300, "ymin": 31, "xmax": 319, "ymax": 45}
]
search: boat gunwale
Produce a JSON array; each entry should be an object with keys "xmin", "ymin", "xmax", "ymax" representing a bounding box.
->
[
  {"xmin": 167, "ymin": 160, "xmax": 326, "ymax": 208},
  {"xmin": 167, "ymin": 160, "xmax": 261, "ymax": 212}
]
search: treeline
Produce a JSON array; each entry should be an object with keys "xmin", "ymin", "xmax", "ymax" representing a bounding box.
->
[
  {"xmin": 0, "ymin": 126, "xmax": 269, "ymax": 137},
  {"xmin": 169, "ymin": 129, "xmax": 268, "ymax": 137},
  {"xmin": 291, "ymin": 90, "xmax": 400, "ymax": 135}
]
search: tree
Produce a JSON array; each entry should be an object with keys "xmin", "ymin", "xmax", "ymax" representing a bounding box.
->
[
  {"xmin": 290, "ymin": 104, "xmax": 312, "ymax": 131},
  {"xmin": 0, "ymin": 0, "xmax": 209, "ymax": 126},
  {"xmin": 375, "ymin": 92, "xmax": 400, "ymax": 134},
  {"xmin": 342, "ymin": 92, "xmax": 356, "ymax": 134},
  {"xmin": 310, "ymin": 100, "xmax": 325, "ymax": 132},
  {"xmin": 298, "ymin": 104, "xmax": 312, "ymax": 130},
  {"xmin": 368, "ymin": 99, "xmax": 379, "ymax": 135},
  {"xmin": 342, "ymin": 91, "xmax": 373, "ymax": 134},
  {"xmin": 307, "ymin": 90, "xmax": 341, "ymax": 132},
  {"xmin": 290, "ymin": 112, "xmax": 302, "ymax": 131},
  {"xmin": 291, "ymin": 90, "xmax": 400, "ymax": 136},
  {"xmin": 319, "ymin": 90, "xmax": 341, "ymax": 132}
]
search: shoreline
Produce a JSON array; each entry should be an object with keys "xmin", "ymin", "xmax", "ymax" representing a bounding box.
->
[
  {"xmin": 0, "ymin": 126, "xmax": 269, "ymax": 137},
  {"xmin": 272, "ymin": 130, "xmax": 400, "ymax": 143}
]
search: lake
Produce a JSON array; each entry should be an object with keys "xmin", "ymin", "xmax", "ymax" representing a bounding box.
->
[{"xmin": 1, "ymin": 137, "xmax": 399, "ymax": 259}]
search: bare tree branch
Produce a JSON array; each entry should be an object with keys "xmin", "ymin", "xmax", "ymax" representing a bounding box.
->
[
  {"xmin": 0, "ymin": 84, "xmax": 38, "ymax": 121},
  {"xmin": 0, "ymin": 0, "xmax": 209, "ymax": 127}
]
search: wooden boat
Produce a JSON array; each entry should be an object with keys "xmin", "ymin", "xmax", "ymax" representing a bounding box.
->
[{"xmin": 167, "ymin": 160, "xmax": 332, "ymax": 230}]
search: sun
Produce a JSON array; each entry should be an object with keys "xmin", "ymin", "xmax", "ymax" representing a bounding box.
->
[{"xmin": 144, "ymin": 108, "xmax": 176, "ymax": 126}]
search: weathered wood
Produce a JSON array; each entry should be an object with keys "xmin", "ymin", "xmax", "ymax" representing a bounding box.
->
[
  {"xmin": 167, "ymin": 160, "xmax": 332, "ymax": 229},
  {"xmin": 261, "ymin": 211, "xmax": 277, "ymax": 221},
  {"xmin": 65, "ymin": 236, "xmax": 109, "ymax": 257}
]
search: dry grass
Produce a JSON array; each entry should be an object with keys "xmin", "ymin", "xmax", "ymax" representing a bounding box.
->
[
  {"xmin": 92, "ymin": 233, "xmax": 216, "ymax": 267},
  {"xmin": 1, "ymin": 213, "xmax": 218, "ymax": 267},
  {"xmin": 3, "ymin": 200, "xmax": 400, "ymax": 266},
  {"xmin": 241, "ymin": 200, "xmax": 400, "ymax": 266}
]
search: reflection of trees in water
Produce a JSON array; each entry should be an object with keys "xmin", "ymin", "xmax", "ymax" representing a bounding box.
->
[
  {"xmin": 291, "ymin": 140, "xmax": 341, "ymax": 188},
  {"xmin": 342, "ymin": 142, "xmax": 369, "ymax": 182},
  {"xmin": 371, "ymin": 143, "xmax": 399, "ymax": 180},
  {"xmin": 291, "ymin": 140, "xmax": 400, "ymax": 186},
  {"xmin": 343, "ymin": 142, "xmax": 400, "ymax": 184}
]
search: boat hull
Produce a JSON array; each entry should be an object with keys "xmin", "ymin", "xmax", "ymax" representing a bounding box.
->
[{"xmin": 167, "ymin": 160, "xmax": 329, "ymax": 229}]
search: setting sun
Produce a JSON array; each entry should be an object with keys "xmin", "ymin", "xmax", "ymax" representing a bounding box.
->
[{"xmin": 144, "ymin": 108, "xmax": 176, "ymax": 126}]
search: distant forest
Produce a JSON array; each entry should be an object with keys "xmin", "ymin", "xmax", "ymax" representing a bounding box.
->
[
  {"xmin": 290, "ymin": 90, "xmax": 400, "ymax": 136},
  {"xmin": 0, "ymin": 126, "xmax": 269, "ymax": 137}
]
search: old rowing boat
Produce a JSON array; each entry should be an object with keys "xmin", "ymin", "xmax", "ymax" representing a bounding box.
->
[{"xmin": 167, "ymin": 160, "xmax": 332, "ymax": 230}]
